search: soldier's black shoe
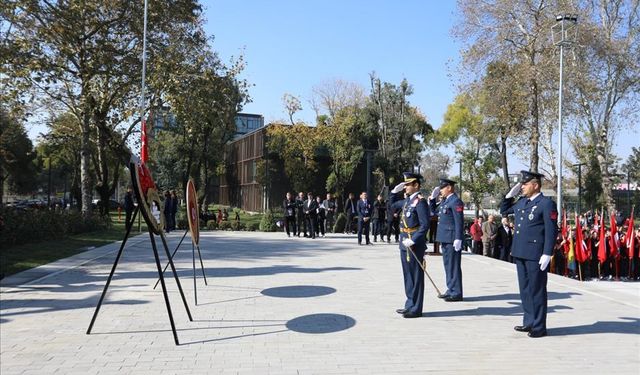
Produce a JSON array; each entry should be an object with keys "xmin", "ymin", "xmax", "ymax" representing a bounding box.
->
[
  {"xmin": 437, "ymin": 293, "xmax": 450, "ymax": 299},
  {"xmin": 514, "ymin": 325, "xmax": 532, "ymax": 332},
  {"xmin": 444, "ymin": 296, "xmax": 463, "ymax": 302},
  {"xmin": 402, "ymin": 311, "xmax": 421, "ymax": 318},
  {"xmin": 527, "ymin": 330, "xmax": 547, "ymax": 338},
  {"xmin": 396, "ymin": 308, "xmax": 407, "ymax": 314}
]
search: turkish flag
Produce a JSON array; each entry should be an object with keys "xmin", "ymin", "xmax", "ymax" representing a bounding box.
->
[
  {"xmin": 597, "ymin": 214, "xmax": 607, "ymax": 264},
  {"xmin": 610, "ymin": 213, "xmax": 620, "ymax": 258},
  {"xmin": 626, "ymin": 209, "xmax": 635, "ymax": 259},
  {"xmin": 141, "ymin": 116, "xmax": 149, "ymax": 163},
  {"xmin": 575, "ymin": 214, "xmax": 588, "ymax": 263}
]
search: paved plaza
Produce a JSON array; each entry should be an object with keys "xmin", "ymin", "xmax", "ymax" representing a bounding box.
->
[{"xmin": 1, "ymin": 230, "xmax": 639, "ymax": 374}]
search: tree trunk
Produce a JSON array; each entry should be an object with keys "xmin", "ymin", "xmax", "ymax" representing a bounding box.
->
[
  {"xmin": 596, "ymin": 125, "xmax": 616, "ymax": 213},
  {"xmin": 529, "ymin": 78, "xmax": 540, "ymax": 172},
  {"xmin": 80, "ymin": 96, "xmax": 93, "ymax": 216},
  {"xmin": 499, "ymin": 134, "xmax": 509, "ymax": 189}
]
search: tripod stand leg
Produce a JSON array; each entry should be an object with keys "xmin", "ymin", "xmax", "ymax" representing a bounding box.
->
[
  {"xmin": 149, "ymin": 231, "xmax": 180, "ymax": 345},
  {"xmin": 153, "ymin": 229, "xmax": 188, "ymax": 290},
  {"xmin": 87, "ymin": 208, "xmax": 138, "ymax": 334},
  {"xmin": 196, "ymin": 244, "xmax": 208, "ymax": 285},
  {"xmin": 192, "ymin": 242, "xmax": 197, "ymax": 305},
  {"xmin": 159, "ymin": 233, "xmax": 193, "ymax": 321}
]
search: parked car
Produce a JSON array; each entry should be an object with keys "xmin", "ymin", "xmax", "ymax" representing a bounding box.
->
[{"xmin": 92, "ymin": 199, "xmax": 122, "ymax": 210}]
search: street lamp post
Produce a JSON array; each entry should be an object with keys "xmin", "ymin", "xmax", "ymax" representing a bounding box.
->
[
  {"xmin": 572, "ymin": 163, "xmax": 586, "ymax": 215},
  {"xmin": 552, "ymin": 14, "xmax": 578, "ymax": 224},
  {"xmin": 457, "ymin": 159, "xmax": 462, "ymax": 194}
]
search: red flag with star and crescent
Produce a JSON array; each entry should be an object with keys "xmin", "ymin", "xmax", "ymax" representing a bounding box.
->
[
  {"xmin": 609, "ymin": 213, "xmax": 620, "ymax": 258},
  {"xmin": 141, "ymin": 116, "xmax": 149, "ymax": 164},
  {"xmin": 626, "ymin": 208, "xmax": 635, "ymax": 260},
  {"xmin": 597, "ymin": 214, "xmax": 607, "ymax": 264}
]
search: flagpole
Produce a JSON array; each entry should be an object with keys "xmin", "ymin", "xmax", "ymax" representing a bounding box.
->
[
  {"xmin": 578, "ymin": 263, "xmax": 582, "ymax": 281},
  {"xmin": 140, "ymin": 0, "xmax": 149, "ymax": 151}
]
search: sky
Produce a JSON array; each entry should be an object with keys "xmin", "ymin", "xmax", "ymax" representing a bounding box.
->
[
  {"xmin": 23, "ymin": 0, "xmax": 637, "ymax": 176},
  {"xmin": 201, "ymin": 0, "xmax": 637, "ymax": 175}
]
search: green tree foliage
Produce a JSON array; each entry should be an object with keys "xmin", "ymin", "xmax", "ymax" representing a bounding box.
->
[
  {"xmin": 367, "ymin": 75, "xmax": 432, "ymax": 181},
  {"xmin": 266, "ymin": 123, "xmax": 323, "ymax": 193},
  {"xmin": 439, "ymin": 94, "xmax": 500, "ymax": 214},
  {"xmin": 2, "ymin": 0, "xmax": 205, "ymax": 215},
  {"xmin": 0, "ymin": 111, "xmax": 36, "ymax": 203},
  {"xmin": 319, "ymin": 106, "xmax": 365, "ymax": 202}
]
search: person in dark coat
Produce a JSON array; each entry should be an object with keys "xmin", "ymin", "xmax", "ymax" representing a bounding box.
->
[
  {"xmin": 373, "ymin": 194, "xmax": 387, "ymax": 242},
  {"xmin": 496, "ymin": 217, "xmax": 513, "ymax": 262},
  {"xmin": 357, "ymin": 192, "xmax": 372, "ymax": 245},
  {"xmin": 283, "ymin": 192, "xmax": 297, "ymax": 237},
  {"xmin": 500, "ymin": 170, "xmax": 558, "ymax": 338},
  {"xmin": 304, "ymin": 192, "xmax": 319, "ymax": 239},
  {"xmin": 124, "ymin": 186, "xmax": 135, "ymax": 230},
  {"xmin": 163, "ymin": 191, "xmax": 173, "ymax": 233},
  {"xmin": 344, "ymin": 193, "xmax": 357, "ymax": 234},
  {"xmin": 316, "ymin": 196, "xmax": 326, "ymax": 237},
  {"xmin": 170, "ymin": 190, "xmax": 178, "ymax": 231},
  {"xmin": 295, "ymin": 192, "xmax": 306, "ymax": 237}
]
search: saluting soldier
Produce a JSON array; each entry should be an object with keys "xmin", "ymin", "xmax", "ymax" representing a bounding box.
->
[
  {"xmin": 500, "ymin": 170, "xmax": 558, "ymax": 338},
  {"xmin": 428, "ymin": 178, "xmax": 465, "ymax": 302},
  {"xmin": 389, "ymin": 173, "xmax": 431, "ymax": 318},
  {"xmin": 283, "ymin": 192, "xmax": 297, "ymax": 237}
]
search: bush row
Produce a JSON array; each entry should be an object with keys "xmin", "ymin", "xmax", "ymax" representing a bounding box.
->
[{"xmin": 0, "ymin": 207, "xmax": 109, "ymax": 246}]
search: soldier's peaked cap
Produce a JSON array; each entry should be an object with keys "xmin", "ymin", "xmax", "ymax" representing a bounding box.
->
[
  {"xmin": 403, "ymin": 172, "xmax": 422, "ymax": 184},
  {"xmin": 519, "ymin": 170, "xmax": 544, "ymax": 183},
  {"xmin": 438, "ymin": 178, "xmax": 457, "ymax": 188}
]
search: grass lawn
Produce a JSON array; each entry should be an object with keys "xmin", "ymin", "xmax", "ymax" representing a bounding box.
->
[{"xmin": 0, "ymin": 214, "xmax": 131, "ymax": 278}]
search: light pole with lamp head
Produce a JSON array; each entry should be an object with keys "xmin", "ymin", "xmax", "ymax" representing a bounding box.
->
[{"xmin": 552, "ymin": 14, "xmax": 578, "ymax": 224}]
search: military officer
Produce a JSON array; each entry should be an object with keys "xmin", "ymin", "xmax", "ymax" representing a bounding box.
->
[
  {"xmin": 389, "ymin": 173, "xmax": 431, "ymax": 318},
  {"xmin": 428, "ymin": 178, "xmax": 465, "ymax": 302},
  {"xmin": 357, "ymin": 191, "xmax": 372, "ymax": 245},
  {"xmin": 500, "ymin": 170, "xmax": 558, "ymax": 338}
]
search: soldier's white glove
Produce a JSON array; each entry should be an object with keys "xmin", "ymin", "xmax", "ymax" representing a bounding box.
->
[
  {"xmin": 539, "ymin": 254, "xmax": 552, "ymax": 271},
  {"xmin": 453, "ymin": 239, "xmax": 462, "ymax": 252},
  {"xmin": 391, "ymin": 182, "xmax": 407, "ymax": 194},
  {"xmin": 402, "ymin": 238, "xmax": 415, "ymax": 248},
  {"xmin": 430, "ymin": 186, "xmax": 440, "ymax": 200},
  {"xmin": 505, "ymin": 183, "xmax": 522, "ymax": 199}
]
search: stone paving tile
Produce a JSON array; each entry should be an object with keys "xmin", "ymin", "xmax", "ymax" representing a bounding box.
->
[{"xmin": 1, "ymin": 231, "xmax": 639, "ymax": 374}]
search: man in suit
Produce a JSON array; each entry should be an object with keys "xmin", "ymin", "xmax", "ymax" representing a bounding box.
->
[
  {"xmin": 500, "ymin": 170, "xmax": 558, "ymax": 338},
  {"xmin": 373, "ymin": 194, "xmax": 387, "ymax": 242},
  {"xmin": 496, "ymin": 217, "xmax": 513, "ymax": 262},
  {"xmin": 344, "ymin": 192, "xmax": 357, "ymax": 234},
  {"xmin": 304, "ymin": 192, "xmax": 319, "ymax": 239},
  {"xmin": 389, "ymin": 173, "xmax": 431, "ymax": 318},
  {"xmin": 124, "ymin": 186, "xmax": 135, "ymax": 231},
  {"xmin": 482, "ymin": 215, "xmax": 498, "ymax": 258},
  {"xmin": 357, "ymin": 191, "xmax": 372, "ymax": 245},
  {"xmin": 429, "ymin": 178, "xmax": 465, "ymax": 302},
  {"xmin": 386, "ymin": 195, "xmax": 401, "ymax": 243},
  {"xmin": 295, "ymin": 192, "xmax": 306, "ymax": 237},
  {"xmin": 316, "ymin": 196, "xmax": 326, "ymax": 237},
  {"xmin": 323, "ymin": 193, "xmax": 336, "ymax": 233},
  {"xmin": 283, "ymin": 192, "xmax": 297, "ymax": 237}
]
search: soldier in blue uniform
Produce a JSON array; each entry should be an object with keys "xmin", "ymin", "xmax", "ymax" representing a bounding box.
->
[
  {"xmin": 500, "ymin": 170, "xmax": 558, "ymax": 338},
  {"xmin": 357, "ymin": 192, "xmax": 372, "ymax": 245},
  {"xmin": 429, "ymin": 178, "xmax": 465, "ymax": 302},
  {"xmin": 389, "ymin": 173, "xmax": 431, "ymax": 318}
]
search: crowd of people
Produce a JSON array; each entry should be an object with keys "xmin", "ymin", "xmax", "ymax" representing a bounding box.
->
[{"xmin": 467, "ymin": 209, "xmax": 640, "ymax": 281}]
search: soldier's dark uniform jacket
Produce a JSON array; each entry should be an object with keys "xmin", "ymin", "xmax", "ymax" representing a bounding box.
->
[
  {"xmin": 430, "ymin": 193, "xmax": 464, "ymax": 244},
  {"xmin": 500, "ymin": 193, "xmax": 558, "ymax": 260}
]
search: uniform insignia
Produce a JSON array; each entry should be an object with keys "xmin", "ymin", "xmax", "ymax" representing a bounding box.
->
[
  {"xmin": 550, "ymin": 210, "xmax": 558, "ymax": 220},
  {"xmin": 528, "ymin": 214, "xmax": 534, "ymax": 220},
  {"xmin": 455, "ymin": 205, "xmax": 464, "ymax": 212}
]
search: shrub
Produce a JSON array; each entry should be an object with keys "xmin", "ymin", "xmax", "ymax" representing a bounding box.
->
[
  {"xmin": 246, "ymin": 222, "xmax": 260, "ymax": 232},
  {"xmin": 259, "ymin": 209, "xmax": 278, "ymax": 232},
  {"xmin": 231, "ymin": 221, "xmax": 246, "ymax": 231},
  {"xmin": 0, "ymin": 207, "xmax": 108, "ymax": 246},
  {"xmin": 218, "ymin": 221, "xmax": 232, "ymax": 231},
  {"xmin": 177, "ymin": 218, "xmax": 188, "ymax": 230},
  {"xmin": 206, "ymin": 220, "xmax": 218, "ymax": 230},
  {"xmin": 333, "ymin": 213, "xmax": 347, "ymax": 234}
]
